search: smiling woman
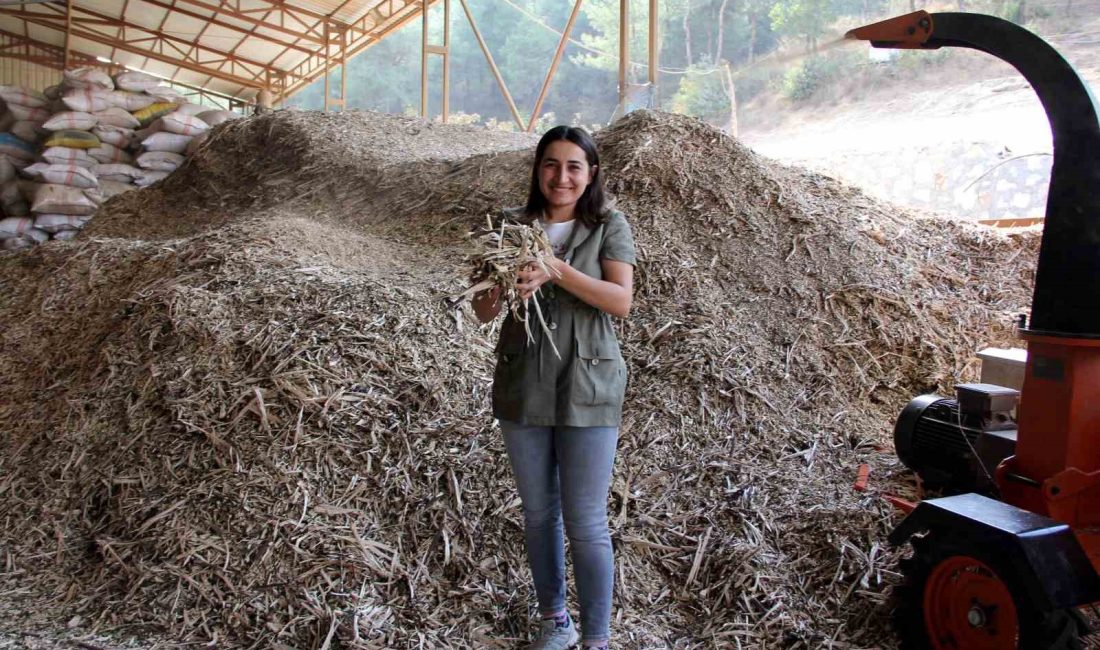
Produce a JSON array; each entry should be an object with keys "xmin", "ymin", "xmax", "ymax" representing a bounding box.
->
[{"xmin": 469, "ymin": 125, "xmax": 636, "ymax": 650}]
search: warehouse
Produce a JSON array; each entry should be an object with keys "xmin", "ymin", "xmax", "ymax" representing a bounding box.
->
[{"xmin": 0, "ymin": 1, "xmax": 1097, "ymax": 649}]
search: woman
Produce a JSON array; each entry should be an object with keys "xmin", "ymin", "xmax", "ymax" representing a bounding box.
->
[{"xmin": 472, "ymin": 126, "xmax": 635, "ymax": 650}]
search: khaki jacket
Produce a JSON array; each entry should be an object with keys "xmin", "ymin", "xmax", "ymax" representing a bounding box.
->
[{"xmin": 491, "ymin": 207, "xmax": 636, "ymax": 427}]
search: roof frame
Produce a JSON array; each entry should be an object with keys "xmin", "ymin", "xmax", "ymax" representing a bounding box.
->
[
  {"xmin": 0, "ymin": 2, "xmax": 305, "ymax": 90},
  {"xmin": 0, "ymin": 0, "xmax": 424, "ymax": 101},
  {"xmin": 138, "ymin": 0, "xmax": 320, "ymax": 53}
]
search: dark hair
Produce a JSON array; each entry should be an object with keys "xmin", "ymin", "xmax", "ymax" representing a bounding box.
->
[{"xmin": 524, "ymin": 125, "xmax": 609, "ymax": 228}]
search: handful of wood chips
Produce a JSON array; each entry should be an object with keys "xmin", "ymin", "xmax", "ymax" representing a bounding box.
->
[{"xmin": 455, "ymin": 214, "xmax": 561, "ymax": 356}]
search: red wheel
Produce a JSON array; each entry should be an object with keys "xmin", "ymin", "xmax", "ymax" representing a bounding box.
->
[
  {"xmin": 923, "ymin": 555, "xmax": 1019, "ymax": 649},
  {"xmin": 893, "ymin": 535, "xmax": 1085, "ymax": 650}
]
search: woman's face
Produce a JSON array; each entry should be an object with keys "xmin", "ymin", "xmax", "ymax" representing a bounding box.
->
[{"xmin": 538, "ymin": 139, "xmax": 595, "ymax": 213}]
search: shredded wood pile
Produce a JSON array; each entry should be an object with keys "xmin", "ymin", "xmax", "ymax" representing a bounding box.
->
[{"xmin": 0, "ymin": 109, "xmax": 1039, "ymax": 649}]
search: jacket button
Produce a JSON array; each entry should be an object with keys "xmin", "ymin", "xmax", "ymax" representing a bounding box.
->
[
  {"xmin": 502, "ymin": 355, "xmax": 510, "ymax": 363},
  {"xmin": 591, "ymin": 358, "xmax": 600, "ymax": 366},
  {"xmin": 549, "ymin": 322, "xmax": 558, "ymax": 330}
]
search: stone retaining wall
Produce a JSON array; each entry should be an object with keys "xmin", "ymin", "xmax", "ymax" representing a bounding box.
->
[{"xmin": 801, "ymin": 141, "xmax": 1052, "ymax": 221}]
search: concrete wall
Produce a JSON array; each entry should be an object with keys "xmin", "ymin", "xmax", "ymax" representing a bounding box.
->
[{"xmin": 809, "ymin": 141, "xmax": 1052, "ymax": 222}]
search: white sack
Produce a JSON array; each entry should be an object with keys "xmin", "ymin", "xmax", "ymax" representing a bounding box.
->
[
  {"xmin": 135, "ymin": 170, "xmax": 170, "ymax": 187},
  {"xmin": 0, "ymin": 216, "xmax": 33, "ymax": 238},
  {"xmin": 43, "ymin": 111, "xmax": 97, "ymax": 131},
  {"xmin": 32, "ymin": 183, "xmax": 100, "ymax": 216},
  {"xmin": 136, "ymin": 151, "xmax": 183, "ymax": 172},
  {"xmin": 196, "ymin": 110, "xmax": 238, "ymax": 127},
  {"xmin": 108, "ymin": 90, "xmax": 156, "ymax": 112},
  {"xmin": 62, "ymin": 88, "xmax": 113, "ymax": 113},
  {"xmin": 91, "ymin": 124, "xmax": 133, "ymax": 149},
  {"xmin": 142, "ymin": 132, "xmax": 192, "ymax": 154},
  {"xmin": 88, "ymin": 143, "xmax": 133, "ymax": 165},
  {"xmin": 0, "ymin": 86, "xmax": 48, "ymax": 108},
  {"xmin": 40, "ymin": 146, "xmax": 95, "ymax": 168},
  {"xmin": 35, "ymin": 213, "xmax": 89, "ymax": 233},
  {"xmin": 114, "ymin": 70, "xmax": 161, "ymax": 92},
  {"xmin": 155, "ymin": 111, "xmax": 208, "ymax": 136},
  {"xmin": 92, "ymin": 107, "xmax": 141, "ymax": 129},
  {"xmin": 21, "ymin": 163, "xmax": 98, "ymax": 189},
  {"xmin": 91, "ymin": 163, "xmax": 143, "ymax": 182},
  {"xmin": 63, "ymin": 67, "xmax": 114, "ymax": 91}
]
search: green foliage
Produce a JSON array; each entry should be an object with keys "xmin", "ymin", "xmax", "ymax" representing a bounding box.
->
[
  {"xmin": 732, "ymin": 67, "xmax": 776, "ymax": 104},
  {"xmin": 440, "ymin": 111, "xmax": 482, "ymax": 125},
  {"xmin": 780, "ymin": 50, "xmax": 862, "ymax": 101},
  {"xmin": 284, "ymin": 0, "xmax": 941, "ymax": 126},
  {"xmin": 669, "ymin": 65, "xmax": 730, "ymax": 120},
  {"xmin": 769, "ymin": 0, "xmax": 835, "ymax": 47}
]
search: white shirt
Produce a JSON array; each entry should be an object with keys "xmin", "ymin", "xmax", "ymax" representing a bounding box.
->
[{"xmin": 540, "ymin": 218, "xmax": 576, "ymax": 257}]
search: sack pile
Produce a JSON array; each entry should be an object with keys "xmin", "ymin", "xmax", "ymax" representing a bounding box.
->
[{"xmin": 0, "ymin": 68, "xmax": 240, "ymax": 249}]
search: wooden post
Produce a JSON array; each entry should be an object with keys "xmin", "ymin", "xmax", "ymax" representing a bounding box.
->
[
  {"xmin": 420, "ymin": 0, "xmax": 428, "ymax": 117},
  {"xmin": 339, "ymin": 26, "xmax": 347, "ymax": 111},
  {"xmin": 420, "ymin": 0, "xmax": 452, "ymax": 122},
  {"xmin": 442, "ymin": 0, "xmax": 450, "ymax": 122},
  {"xmin": 648, "ymin": 0, "xmax": 657, "ymax": 106},
  {"xmin": 722, "ymin": 61, "xmax": 737, "ymax": 136},
  {"xmin": 323, "ymin": 20, "xmax": 331, "ymax": 111},
  {"xmin": 619, "ymin": 0, "xmax": 629, "ymax": 108},
  {"xmin": 526, "ymin": 0, "xmax": 584, "ymax": 132},
  {"xmin": 458, "ymin": 0, "xmax": 524, "ymax": 130}
]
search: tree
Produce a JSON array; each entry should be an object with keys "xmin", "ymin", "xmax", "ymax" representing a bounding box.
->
[{"xmin": 768, "ymin": 0, "xmax": 835, "ymax": 50}]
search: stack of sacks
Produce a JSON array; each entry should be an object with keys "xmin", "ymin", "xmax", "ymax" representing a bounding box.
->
[
  {"xmin": 19, "ymin": 162, "xmax": 99, "ymax": 242},
  {"xmin": 5, "ymin": 68, "xmax": 112, "ymax": 245},
  {"xmin": 0, "ymin": 153, "xmax": 48, "ymax": 250},
  {"xmin": 0, "ymin": 70, "xmax": 245, "ymax": 250},
  {"xmin": 86, "ymin": 70, "xmax": 164, "ymax": 196},
  {"xmin": 0, "ymin": 85, "xmax": 50, "ymax": 171},
  {"xmin": 187, "ymin": 109, "xmax": 237, "ymax": 155},
  {"xmin": 133, "ymin": 105, "xmax": 208, "ymax": 186},
  {"xmin": 39, "ymin": 68, "xmax": 113, "ymax": 173}
]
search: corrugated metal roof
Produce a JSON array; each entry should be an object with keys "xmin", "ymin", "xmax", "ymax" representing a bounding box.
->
[{"xmin": 0, "ymin": 0, "xmax": 425, "ymax": 102}]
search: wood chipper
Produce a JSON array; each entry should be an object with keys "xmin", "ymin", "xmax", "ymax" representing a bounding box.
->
[{"xmin": 846, "ymin": 10, "xmax": 1100, "ymax": 649}]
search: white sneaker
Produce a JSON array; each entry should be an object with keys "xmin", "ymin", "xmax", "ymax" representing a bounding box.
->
[{"xmin": 525, "ymin": 613, "xmax": 580, "ymax": 650}]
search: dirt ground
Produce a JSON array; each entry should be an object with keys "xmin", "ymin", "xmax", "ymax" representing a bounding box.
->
[{"xmin": 741, "ymin": 10, "xmax": 1100, "ymax": 184}]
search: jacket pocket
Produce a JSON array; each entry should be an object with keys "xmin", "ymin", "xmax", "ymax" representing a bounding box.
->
[
  {"xmin": 575, "ymin": 338, "xmax": 626, "ymax": 406},
  {"xmin": 493, "ymin": 339, "xmax": 526, "ymax": 403}
]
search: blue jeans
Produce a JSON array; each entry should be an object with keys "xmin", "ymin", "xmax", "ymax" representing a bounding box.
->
[{"xmin": 500, "ymin": 421, "xmax": 618, "ymax": 643}]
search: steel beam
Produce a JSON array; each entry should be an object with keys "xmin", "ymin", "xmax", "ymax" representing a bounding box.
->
[
  {"xmin": 138, "ymin": 0, "xmax": 320, "ymax": 52},
  {"xmin": 279, "ymin": 0, "xmax": 420, "ymax": 99},
  {"xmin": 7, "ymin": 4, "xmax": 288, "ymax": 80},
  {"xmin": 0, "ymin": 9, "xmax": 268, "ymax": 89}
]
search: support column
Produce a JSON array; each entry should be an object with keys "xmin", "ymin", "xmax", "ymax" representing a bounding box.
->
[
  {"xmin": 442, "ymin": 0, "xmax": 450, "ymax": 122},
  {"xmin": 420, "ymin": 0, "xmax": 428, "ymax": 116},
  {"xmin": 458, "ymin": 0, "xmax": 522, "ymax": 128},
  {"xmin": 421, "ymin": 0, "xmax": 453, "ymax": 122},
  {"xmin": 619, "ymin": 0, "xmax": 629, "ymax": 108},
  {"xmin": 323, "ymin": 22, "xmax": 347, "ymax": 112},
  {"xmin": 527, "ymin": 0, "xmax": 584, "ymax": 132},
  {"xmin": 649, "ymin": 0, "xmax": 657, "ymax": 106}
]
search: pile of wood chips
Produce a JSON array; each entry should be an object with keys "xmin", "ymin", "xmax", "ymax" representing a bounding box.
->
[{"xmin": 0, "ymin": 109, "xmax": 1040, "ymax": 649}]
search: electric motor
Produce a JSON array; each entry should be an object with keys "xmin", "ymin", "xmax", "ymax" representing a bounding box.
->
[{"xmin": 893, "ymin": 384, "xmax": 1020, "ymax": 494}]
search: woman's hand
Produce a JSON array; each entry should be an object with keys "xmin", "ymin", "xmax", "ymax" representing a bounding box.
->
[
  {"xmin": 471, "ymin": 284, "xmax": 503, "ymax": 323},
  {"xmin": 516, "ymin": 259, "xmax": 562, "ymax": 301}
]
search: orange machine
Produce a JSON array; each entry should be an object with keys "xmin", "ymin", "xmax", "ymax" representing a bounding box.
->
[{"xmin": 848, "ymin": 11, "xmax": 1100, "ymax": 649}]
